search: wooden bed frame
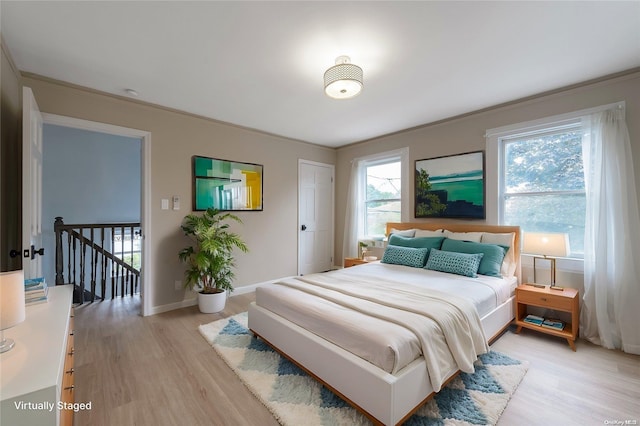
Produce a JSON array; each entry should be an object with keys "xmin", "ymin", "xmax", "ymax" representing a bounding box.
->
[{"xmin": 248, "ymin": 222, "xmax": 521, "ymax": 425}]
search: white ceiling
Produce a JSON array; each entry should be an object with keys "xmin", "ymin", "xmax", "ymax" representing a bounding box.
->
[{"xmin": 2, "ymin": 1, "xmax": 639, "ymax": 148}]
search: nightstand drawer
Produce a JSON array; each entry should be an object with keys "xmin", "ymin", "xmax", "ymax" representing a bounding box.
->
[{"xmin": 517, "ymin": 289, "xmax": 574, "ymax": 311}]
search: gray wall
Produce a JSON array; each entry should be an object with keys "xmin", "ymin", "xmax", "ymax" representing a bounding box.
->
[
  {"xmin": 41, "ymin": 123, "xmax": 141, "ymax": 287},
  {"xmin": 19, "ymin": 67, "xmax": 640, "ymax": 311},
  {"xmin": 335, "ymin": 70, "xmax": 640, "ymax": 294},
  {"xmin": 23, "ymin": 75, "xmax": 336, "ymax": 311}
]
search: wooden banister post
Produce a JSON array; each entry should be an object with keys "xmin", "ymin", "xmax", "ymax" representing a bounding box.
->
[{"xmin": 54, "ymin": 217, "xmax": 64, "ymax": 285}]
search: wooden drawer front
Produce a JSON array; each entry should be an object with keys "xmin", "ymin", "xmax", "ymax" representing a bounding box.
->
[
  {"xmin": 517, "ymin": 290, "xmax": 574, "ymax": 311},
  {"xmin": 69, "ymin": 309, "xmax": 75, "ymax": 336},
  {"xmin": 60, "ymin": 311, "xmax": 75, "ymax": 426}
]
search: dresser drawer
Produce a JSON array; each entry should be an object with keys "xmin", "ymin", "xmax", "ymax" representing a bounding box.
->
[
  {"xmin": 517, "ymin": 288, "xmax": 574, "ymax": 311},
  {"xmin": 60, "ymin": 307, "xmax": 75, "ymax": 426}
]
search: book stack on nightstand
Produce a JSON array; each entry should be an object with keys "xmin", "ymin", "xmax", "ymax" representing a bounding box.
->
[
  {"xmin": 523, "ymin": 314, "xmax": 566, "ymax": 330},
  {"xmin": 514, "ymin": 284, "xmax": 579, "ymax": 351}
]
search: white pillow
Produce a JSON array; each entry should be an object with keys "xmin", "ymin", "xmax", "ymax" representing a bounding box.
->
[
  {"xmin": 414, "ymin": 229, "xmax": 444, "ymax": 237},
  {"xmin": 443, "ymin": 230, "xmax": 484, "ymax": 242},
  {"xmin": 481, "ymin": 232, "xmax": 517, "ymax": 277},
  {"xmin": 389, "ymin": 228, "xmax": 416, "ymax": 237}
]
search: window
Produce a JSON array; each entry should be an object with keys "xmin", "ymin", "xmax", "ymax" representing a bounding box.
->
[
  {"xmin": 349, "ymin": 148, "xmax": 408, "ymax": 240},
  {"xmin": 113, "ymin": 228, "xmax": 142, "ymax": 271},
  {"xmin": 363, "ymin": 158, "xmax": 402, "ymax": 237},
  {"xmin": 497, "ymin": 122, "xmax": 586, "ymax": 257}
]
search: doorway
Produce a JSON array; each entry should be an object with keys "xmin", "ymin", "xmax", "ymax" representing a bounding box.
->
[{"xmin": 41, "ymin": 113, "xmax": 152, "ymax": 316}]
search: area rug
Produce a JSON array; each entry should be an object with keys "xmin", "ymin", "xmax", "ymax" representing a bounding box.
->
[{"xmin": 199, "ymin": 312, "xmax": 528, "ymax": 426}]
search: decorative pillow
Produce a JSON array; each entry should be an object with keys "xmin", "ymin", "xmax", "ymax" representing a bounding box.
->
[
  {"xmin": 414, "ymin": 229, "xmax": 444, "ymax": 237},
  {"xmin": 425, "ymin": 249, "xmax": 484, "ymax": 278},
  {"xmin": 381, "ymin": 246, "xmax": 430, "ymax": 268},
  {"xmin": 388, "ymin": 234, "xmax": 444, "ymax": 251},
  {"xmin": 481, "ymin": 232, "xmax": 516, "ymax": 277},
  {"xmin": 442, "ymin": 230, "xmax": 484, "ymax": 242},
  {"xmin": 441, "ymin": 238, "xmax": 507, "ymax": 278},
  {"xmin": 389, "ymin": 228, "xmax": 416, "ymax": 238}
]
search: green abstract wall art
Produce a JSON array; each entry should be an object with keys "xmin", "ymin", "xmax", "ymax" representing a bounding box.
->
[
  {"xmin": 193, "ymin": 156, "xmax": 263, "ymax": 211},
  {"xmin": 415, "ymin": 151, "xmax": 485, "ymax": 219}
]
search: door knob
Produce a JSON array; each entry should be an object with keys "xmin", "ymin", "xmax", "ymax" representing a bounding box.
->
[
  {"xmin": 31, "ymin": 245, "xmax": 45, "ymax": 259},
  {"xmin": 9, "ymin": 249, "xmax": 20, "ymax": 258},
  {"xmin": 301, "ymin": 224, "xmax": 307, "ymax": 231}
]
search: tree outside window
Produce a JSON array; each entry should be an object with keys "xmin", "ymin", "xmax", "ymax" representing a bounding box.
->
[{"xmin": 502, "ymin": 127, "xmax": 585, "ymax": 257}]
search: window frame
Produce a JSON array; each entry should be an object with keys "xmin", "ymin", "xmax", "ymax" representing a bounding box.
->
[
  {"xmin": 363, "ymin": 157, "xmax": 402, "ymax": 237},
  {"xmin": 498, "ymin": 122, "xmax": 586, "ymax": 258},
  {"xmin": 499, "ymin": 122, "xmax": 584, "ymax": 218},
  {"xmin": 357, "ymin": 148, "xmax": 409, "ymax": 239},
  {"xmin": 484, "ymin": 101, "xmax": 623, "ymax": 274}
]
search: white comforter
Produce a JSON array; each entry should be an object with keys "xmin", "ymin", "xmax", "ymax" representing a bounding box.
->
[{"xmin": 270, "ymin": 268, "xmax": 489, "ymax": 391}]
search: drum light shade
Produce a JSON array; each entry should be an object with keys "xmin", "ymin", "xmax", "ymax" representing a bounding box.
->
[{"xmin": 324, "ymin": 56, "xmax": 363, "ymax": 99}]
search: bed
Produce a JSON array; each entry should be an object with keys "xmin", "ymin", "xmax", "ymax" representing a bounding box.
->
[{"xmin": 248, "ymin": 222, "xmax": 521, "ymax": 425}]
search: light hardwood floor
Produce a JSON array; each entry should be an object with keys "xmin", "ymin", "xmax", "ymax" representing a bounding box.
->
[{"xmin": 74, "ymin": 293, "xmax": 640, "ymax": 426}]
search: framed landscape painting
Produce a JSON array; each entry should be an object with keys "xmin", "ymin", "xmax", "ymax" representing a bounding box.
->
[
  {"xmin": 193, "ymin": 156, "xmax": 263, "ymax": 211},
  {"xmin": 415, "ymin": 151, "xmax": 485, "ymax": 219}
]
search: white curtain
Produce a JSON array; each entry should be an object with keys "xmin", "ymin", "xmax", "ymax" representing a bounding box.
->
[
  {"xmin": 342, "ymin": 159, "xmax": 364, "ymax": 262},
  {"xmin": 581, "ymin": 106, "xmax": 640, "ymax": 354}
]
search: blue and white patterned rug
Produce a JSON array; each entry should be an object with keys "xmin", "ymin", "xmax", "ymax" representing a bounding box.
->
[{"xmin": 199, "ymin": 312, "xmax": 528, "ymax": 426}]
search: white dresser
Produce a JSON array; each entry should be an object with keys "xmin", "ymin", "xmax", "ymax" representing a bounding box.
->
[{"xmin": 1, "ymin": 285, "xmax": 75, "ymax": 426}]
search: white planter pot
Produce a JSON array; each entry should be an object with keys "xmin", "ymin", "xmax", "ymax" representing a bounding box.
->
[{"xmin": 198, "ymin": 290, "xmax": 227, "ymax": 313}]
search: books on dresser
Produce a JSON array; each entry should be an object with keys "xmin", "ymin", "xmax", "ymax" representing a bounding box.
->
[{"xmin": 24, "ymin": 277, "xmax": 49, "ymax": 305}]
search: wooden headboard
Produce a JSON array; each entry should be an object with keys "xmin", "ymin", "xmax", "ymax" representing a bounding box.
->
[{"xmin": 386, "ymin": 222, "xmax": 522, "ymax": 283}]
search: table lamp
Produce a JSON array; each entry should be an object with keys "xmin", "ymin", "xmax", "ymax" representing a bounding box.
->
[
  {"xmin": 522, "ymin": 232, "xmax": 569, "ymax": 288},
  {"xmin": 0, "ymin": 269, "xmax": 26, "ymax": 353}
]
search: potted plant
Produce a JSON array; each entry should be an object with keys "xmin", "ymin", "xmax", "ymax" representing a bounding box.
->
[
  {"xmin": 178, "ymin": 207, "xmax": 248, "ymax": 313},
  {"xmin": 359, "ymin": 241, "xmax": 369, "ymax": 259}
]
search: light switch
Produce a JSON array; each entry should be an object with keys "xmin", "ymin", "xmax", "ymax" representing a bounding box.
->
[
  {"xmin": 172, "ymin": 196, "xmax": 180, "ymax": 210},
  {"xmin": 161, "ymin": 199, "xmax": 169, "ymax": 210}
]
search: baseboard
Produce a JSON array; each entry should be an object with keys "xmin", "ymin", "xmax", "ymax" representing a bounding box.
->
[
  {"xmin": 149, "ymin": 297, "xmax": 197, "ymax": 315},
  {"xmin": 149, "ymin": 276, "xmax": 297, "ymax": 315}
]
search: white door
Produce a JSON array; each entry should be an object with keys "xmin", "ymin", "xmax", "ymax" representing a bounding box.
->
[
  {"xmin": 22, "ymin": 87, "xmax": 44, "ymax": 279},
  {"xmin": 298, "ymin": 160, "xmax": 334, "ymax": 275}
]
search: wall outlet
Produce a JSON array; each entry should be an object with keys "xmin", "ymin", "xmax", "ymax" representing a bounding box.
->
[{"xmin": 174, "ymin": 280, "xmax": 182, "ymax": 290}]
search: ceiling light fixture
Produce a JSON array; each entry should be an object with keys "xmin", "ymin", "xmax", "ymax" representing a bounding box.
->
[{"xmin": 324, "ymin": 56, "xmax": 363, "ymax": 100}]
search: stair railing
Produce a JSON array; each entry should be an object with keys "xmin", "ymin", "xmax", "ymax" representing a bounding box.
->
[{"xmin": 54, "ymin": 217, "xmax": 141, "ymax": 303}]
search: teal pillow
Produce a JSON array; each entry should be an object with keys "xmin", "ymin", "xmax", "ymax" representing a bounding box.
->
[
  {"xmin": 388, "ymin": 235, "xmax": 445, "ymax": 251},
  {"xmin": 381, "ymin": 246, "xmax": 430, "ymax": 268},
  {"xmin": 441, "ymin": 238, "xmax": 507, "ymax": 278},
  {"xmin": 425, "ymin": 248, "xmax": 483, "ymax": 278}
]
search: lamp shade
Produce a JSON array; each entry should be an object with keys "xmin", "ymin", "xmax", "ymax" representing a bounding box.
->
[
  {"xmin": 0, "ymin": 269, "xmax": 26, "ymax": 330},
  {"xmin": 522, "ymin": 232, "xmax": 569, "ymax": 257},
  {"xmin": 324, "ymin": 56, "xmax": 363, "ymax": 99}
]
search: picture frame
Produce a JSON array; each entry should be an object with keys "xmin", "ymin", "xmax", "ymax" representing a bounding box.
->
[
  {"xmin": 415, "ymin": 151, "xmax": 485, "ymax": 219},
  {"xmin": 192, "ymin": 155, "xmax": 263, "ymax": 211}
]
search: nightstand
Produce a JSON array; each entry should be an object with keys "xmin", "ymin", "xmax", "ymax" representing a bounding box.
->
[
  {"xmin": 514, "ymin": 284, "xmax": 579, "ymax": 351},
  {"xmin": 344, "ymin": 258, "xmax": 368, "ymax": 268}
]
